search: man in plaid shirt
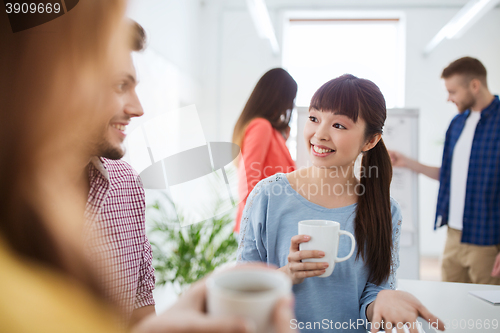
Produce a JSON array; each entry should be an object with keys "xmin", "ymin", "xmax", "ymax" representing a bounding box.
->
[
  {"xmin": 83, "ymin": 21, "xmax": 156, "ymax": 326},
  {"xmin": 389, "ymin": 57, "xmax": 500, "ymax": 285}
]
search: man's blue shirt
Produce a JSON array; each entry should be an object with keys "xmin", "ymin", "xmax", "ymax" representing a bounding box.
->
[{"xmin": 435, "ymin": 95, "xmax": 500, "ymax": 245}]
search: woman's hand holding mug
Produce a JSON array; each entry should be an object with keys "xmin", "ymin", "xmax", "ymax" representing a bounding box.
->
[
  {"xmin": 278, "ymin": 235, "xmax": 329, "ymax": 285},
  {"xmin": 280, "ymin": 220, "xmax": 356, "ymax": 284}
]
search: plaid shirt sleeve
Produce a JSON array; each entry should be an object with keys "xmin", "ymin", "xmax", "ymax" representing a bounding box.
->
[
  {"xmin": 133, "ymin": 176, "xmax": 155, "ymax": 309},
  {"xmin": 87, "ymin": 158, "xmax": 156, "ymax": 319},
  {"xmin": 435, "ymin": 113, "xmax": 463, "ymax": 229},
  {"xmin": 134, "ymin": 234, "xmax": 156, "ymax": 308}
]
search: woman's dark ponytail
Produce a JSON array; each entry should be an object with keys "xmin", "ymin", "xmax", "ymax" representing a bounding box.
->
[{"xmin": 355, "ymin": 138, "xmax": 393, "ymax": 285}]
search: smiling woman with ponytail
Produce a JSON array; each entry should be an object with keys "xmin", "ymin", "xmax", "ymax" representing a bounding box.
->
[{"xmin": 238, "ymin": 74, "xmax": 445, "ymax": 332}]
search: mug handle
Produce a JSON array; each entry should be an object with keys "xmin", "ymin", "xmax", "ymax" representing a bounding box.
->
[{"xmin": 335, "ymin": 230, "xmax": 356, "ymax": 263}]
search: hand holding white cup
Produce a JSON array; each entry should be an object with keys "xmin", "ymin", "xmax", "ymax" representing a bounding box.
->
[
  {"xmin": 298, "ymin": 220, "xmax": 356, "ymax": 278},
  {"xmin": 206, "ymin": 265, "xmax": 292, "ymax": 333}
]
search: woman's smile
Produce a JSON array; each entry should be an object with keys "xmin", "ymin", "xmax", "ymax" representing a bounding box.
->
[{"xmin": 311, "ymin": 143, "xmax": 336, "ymax": 157}]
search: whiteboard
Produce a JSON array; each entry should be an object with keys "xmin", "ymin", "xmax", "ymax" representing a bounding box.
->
[
  {"xmin": 384, "ymin": 108, "xmax": 420, "ymax": 280},
  {"xmin": 295, "ymin": 107, "xmax": 420, "ymax": 279}
]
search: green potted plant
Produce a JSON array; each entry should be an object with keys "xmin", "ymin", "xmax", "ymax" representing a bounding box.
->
[{"xmin": 147, "ymin": 190, "xmax": 238, "ymax": 294}]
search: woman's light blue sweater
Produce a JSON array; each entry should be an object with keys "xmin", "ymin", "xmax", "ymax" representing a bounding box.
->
[{"xmin": 237, "ymin": 173, "xmax": 402, "ymax": 332}]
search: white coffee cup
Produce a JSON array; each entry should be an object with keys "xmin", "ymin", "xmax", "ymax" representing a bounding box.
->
[
  {"xmin": 206, "ymin": 266, "xmax": 292, "ymax": 333},
  {"xmin": 298, "ymin": 220, "xmax": 356, "ymax": 277}
]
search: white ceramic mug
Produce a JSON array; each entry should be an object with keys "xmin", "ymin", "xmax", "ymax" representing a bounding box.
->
[
  {"xmin": 298, "ymin": 220, "xmax": 356, "ymax": 277},
  {"xmin": 206, "ymin": 266, "xmax": 292, "ymax": 333}
]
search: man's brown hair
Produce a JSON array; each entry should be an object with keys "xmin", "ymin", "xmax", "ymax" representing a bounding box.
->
[
  {"xmin": 130, "ymin": 20, "xmax": 146, "ymax": 51},
  {"xmin": 441, "ymin": 56, "xmax": 487, "ymax": 87}
]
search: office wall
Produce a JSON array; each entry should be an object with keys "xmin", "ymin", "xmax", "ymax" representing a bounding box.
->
[
  {"xmin": 128, "ymin": 0, "xmax": 201, "ymax": 83},
  {"xmin": 127, "ymin": 0, "xmax": 205, "ymax": 114}
]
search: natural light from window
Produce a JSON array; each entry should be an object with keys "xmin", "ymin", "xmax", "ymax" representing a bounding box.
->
[{"xmin": 283, "ymin": 18, "xmax": 405, "ymax": 108}]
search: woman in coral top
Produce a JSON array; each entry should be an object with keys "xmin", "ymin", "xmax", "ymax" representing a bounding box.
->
[{"xmin": 233, "ymin": 68, "xmax": 298, "ymax": 232}]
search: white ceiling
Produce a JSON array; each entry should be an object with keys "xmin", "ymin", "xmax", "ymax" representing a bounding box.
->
[{"xmin": 222, "ymin": 0, "xmax": 494, "ymax": 10}]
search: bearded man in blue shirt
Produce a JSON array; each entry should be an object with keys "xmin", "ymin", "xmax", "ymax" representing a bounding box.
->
[{"xmin": 389, "ymin": 57, "xmax": 500, "ymax": 284}]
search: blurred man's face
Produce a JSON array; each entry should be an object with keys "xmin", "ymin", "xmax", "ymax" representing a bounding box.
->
[
  {"xmin": 96, "ymin": 54, "xmax": 143, "ymax": 159},
  {"xmin": 444, "ymin": 74, "xmax": 475, "ymax": 113}
]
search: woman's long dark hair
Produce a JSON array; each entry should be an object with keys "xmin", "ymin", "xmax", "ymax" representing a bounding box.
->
[
  {"xmin": 232, "ymin": 68, "xmax": 297, "ymax": 157},
  {"xmin": 310, "ymin": 74, "xmax": 393, "ymax": 285},
  {"xmin": 0, "ymin": 0, "xmax": 127, "ymax": 298}
]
